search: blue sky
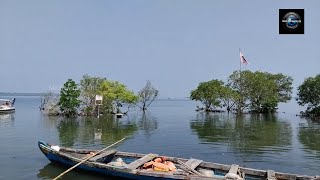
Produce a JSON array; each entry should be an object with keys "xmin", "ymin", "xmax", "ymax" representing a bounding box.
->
[{"xmin": 0, "ymin": 0, "xmax": 319, "ymax": 103}]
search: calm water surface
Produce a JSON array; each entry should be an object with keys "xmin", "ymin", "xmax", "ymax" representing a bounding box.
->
[{"xmin": 0, "ymin": 96, "xmax": 319, "ymax": 179}]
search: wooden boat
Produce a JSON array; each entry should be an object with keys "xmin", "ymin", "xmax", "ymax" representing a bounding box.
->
[{"xmin": 38, "ymin": 141, "xmax": 319, "ymax": 180}]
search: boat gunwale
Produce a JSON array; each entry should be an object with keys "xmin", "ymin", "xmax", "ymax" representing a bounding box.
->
[{"xmin": 39, "ymin": 142, "xmax": 319, "ymax": 180}]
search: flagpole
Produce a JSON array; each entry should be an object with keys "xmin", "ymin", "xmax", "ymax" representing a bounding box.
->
[
  {"xmin": 239, "ymin": 48, "xmax": 241, "ymax": 73},
  {"xmin": 239, "ymin": 48, "xmax": 242, "ymax": 113},
  {"xmin": 239, "ymin": 48, "xmax": 242, "ymax": 82}
]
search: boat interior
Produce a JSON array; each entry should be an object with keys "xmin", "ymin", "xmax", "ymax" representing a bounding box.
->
[{"xmin": 49, "ymin": 145, "xmax": 316, "ymax": 180}]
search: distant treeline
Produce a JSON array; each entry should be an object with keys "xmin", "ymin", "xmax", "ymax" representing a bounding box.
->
[{"xmin": 0, "ymin": 92, "xmax": 45, "ymax": 96}]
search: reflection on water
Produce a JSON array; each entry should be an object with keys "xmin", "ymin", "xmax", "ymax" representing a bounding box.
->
[
  {"xmin": 0, "ymin": 113, "xmax": 15, "ymax": 120},
  {"xmin": 37, "ymin": 163, "xmax": 109, "ymax": 180},
  {"xmin": 37, "ymin": 163, "xmax": 64, "ymax": 180},
  {"xmin": 99, "ymin": 115, "xmax": 137, "ymax": 146},
  {"xmin": 190, "ymin": 113, "xmax": 292, "ymax": 154},
  {"xmin": 43, "ymin": 115, "xmax": 139, "ymax": 148},
  {"xmin": 0, "ymin": 113, "xmax": 15, "ymax": 127},
  {"xmin": 3, "ymin": 97, "xmax": 320, "ymax": 179},
  {"xmin": 298, "ymin": 119, "xmax": 320, "ymax": 159},
  {"xmin": 40, "ymin": 112, "xmax": 159, "ymax": 148},
  {"xmin": 137, "ymin": 112, "xmax": 158, "ymax": 137},
  {"xmin": 36, "ymin": 110, "xmax": 320, "ymax": 178},
  {"xmin": 57, "ymin": 118, "xmax": 80, "ymax": 147}
]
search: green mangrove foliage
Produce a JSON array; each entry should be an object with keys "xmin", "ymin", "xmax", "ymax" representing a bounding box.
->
[
  {"xmin": 42, "ymin": 75, "xmax": 149, "ymax": 116},
  {"xmin": 190, "ymin": 79, "xmax": 239, "ymax": 112},
  {"xmin": 297, "ymin": 74, "xmax": 320, "ymax": 117},
  {"xmin": 59, "ymin": 79, "xmax": 81, "ymax": 117},
  {"xmin": 192, "ymin": 70, "xmax": 293, "ymax": 113},
  {"xmin": 78, "ymin": 75, "xmax": 138, "ymax": 115},
  {"xmin": 219, "ymin": 85, "xmax": 239, "ymax": 113},
  {"xmin": 228, "ymin": 70, "xmax": 293, "ymax": 113},
  {"xmin": 190, "ymin": 79, "xmax": 225, "ymax": 111},
  {"xmin": 270, "ymin": 73, "xmax": 293, "ymax": 102},
  {"xmin": 79, "ymin": 75, "xmax": 106, "ymax": 115},
  {"xmin": 98, "ymin": 80, "xmax": 138, "ymax": 114}
]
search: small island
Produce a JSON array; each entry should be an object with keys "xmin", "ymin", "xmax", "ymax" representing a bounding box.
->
[{"xmin": 40, "ymin": 75, "xmax": 159, "ymax": 117}]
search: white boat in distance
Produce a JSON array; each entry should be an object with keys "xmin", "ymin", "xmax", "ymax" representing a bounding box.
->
[{"xmin": 0, "ymin": 98, "xmax": 16, "ymax": 113}]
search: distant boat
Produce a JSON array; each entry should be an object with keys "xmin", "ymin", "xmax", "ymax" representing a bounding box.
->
[{"xmin": 0, "ymin": 98, "xmax": 15, "ymax": 113}]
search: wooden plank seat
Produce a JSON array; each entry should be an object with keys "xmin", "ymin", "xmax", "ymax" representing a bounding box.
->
[
  {"xmin": 267, "ymin": 170, "xmax": 276, "ymax": 180},
  {"xmin": 89, "ymin": 149, "xmax": 117, "ymax": 162},
  {"xmin": 224, "ymin": 164, "xmax": 243, "ymax": 179},
  {"xmin": 184, "ymin": 158, "xmax": 203, "ymax": 170},
  {"xmin": 126, "ymin": 153, "xmax": 158, "ymax": 170},
  {"xmin": 228, "ymin": 164, "xmax": 239, "ymax": 174}
]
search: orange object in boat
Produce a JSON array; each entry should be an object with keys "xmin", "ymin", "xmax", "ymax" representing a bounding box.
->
[
  {"xmin": 165, "ymin": 161, "xmax": 176, "ymax": 171},
  {"xmin": 143, "ymin": 161, "xmax": 154, "ymax": 169},
  {"xmin": 160, "ymin": 156, "xmax": 167, "ymax": 162},
  {"xmin": 154, "ymin": 158, "xmax": 163, "ymax": 163},
  {"xmin": 153, "ymin": 166, "xmax": 169, "ymax": 172},
  {"xmin": 152, "ymin": 162, "xmax": 170, "ymax": 171},
  {"xmin": 154, "ymin": 156, "xmax": 167, "ymax": 163}
]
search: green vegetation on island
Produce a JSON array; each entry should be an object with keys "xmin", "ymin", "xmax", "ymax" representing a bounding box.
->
[
  {"xmin": 98, "ymin": 79, "xmax": 138, "ymax": 114},
  {"xmin": 59, "ymin": 79, "xmax": 82, "ymax": 117},
  {"xmin": 40, "ymin": 75, "xmax": 158, "ymax": 117},
  {"xmin": 38, "ymin": 71, "xmax": 320, "ymax": 118},
  {"xmin": 79, "ymin": 74, "xmax": 106, "ymax": 115},
  {"xmin": 191, "ymin": 70, "xmax": 293, "ymax": 114},
  {"xmin": 296, "ymin": 74, "xmax": 320, "ymax": 118}
]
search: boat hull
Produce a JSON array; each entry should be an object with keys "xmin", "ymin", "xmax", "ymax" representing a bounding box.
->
[
  {"xmin": 38, "ymin": 142, "xmax": 180, "ymax": 180},
  {"xmin": 38, "ymin": 141, "xmax": 319, "ymax": 180},
  {"xmin": 0, "ymin": 108, "xmax": 15, "ymax": 114}
]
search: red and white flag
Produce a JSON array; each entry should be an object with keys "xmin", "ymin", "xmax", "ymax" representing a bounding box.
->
[{"xmin": 240, "ymin": 51, "xmax": 248, "ymax": 65}]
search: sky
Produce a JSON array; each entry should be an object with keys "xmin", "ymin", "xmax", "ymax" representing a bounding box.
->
[{"xmin": 0, "ymin": 0, "xmax": 319, "ymax": 111}]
